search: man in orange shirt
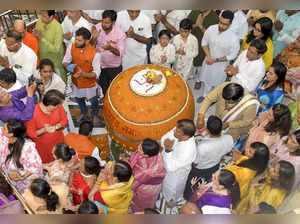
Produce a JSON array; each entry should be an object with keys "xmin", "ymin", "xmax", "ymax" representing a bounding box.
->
[
  {"xmin": 13, "ymin": 19, "xmax": 39, "ymax": 65},
  {"xmin": 64, "ymin": 119, "xmax": 104, "ymax": 164}
]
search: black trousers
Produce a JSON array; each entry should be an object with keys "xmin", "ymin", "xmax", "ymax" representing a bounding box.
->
[
  {"xmin": 98, "ymin": 65, "xmax": 122, "ymax": 96},
  {"xmin": 183, "ymin": 163, "xmax": 220, "ymax": 200}
]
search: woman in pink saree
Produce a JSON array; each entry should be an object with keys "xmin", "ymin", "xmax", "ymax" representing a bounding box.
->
[{"xmin": 129, "ymin": 138, "xmax": 166, "ymax": 213}]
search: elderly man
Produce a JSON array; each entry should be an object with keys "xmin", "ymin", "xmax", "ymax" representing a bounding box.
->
[
  {"xmin": 62, "ymin": 10, "xmax": 92, "ymax": 49},
  {"xmin": 13, "ymin": 19, "xmax": 39, "ymax": 65},
  {"xmin": 0, "ymin": 30, "xmax": 37, "ymax": 85},
  {"xmin": 197, "ymin": 82, "xmax": 259, "ymax": 141},
  {"xmin": 226, "ymin": 39, "xmax": 267, "ymax": 92},
  {"xmin": 158, "ymin": 119, "xmax": 197, "ymax": 213}
]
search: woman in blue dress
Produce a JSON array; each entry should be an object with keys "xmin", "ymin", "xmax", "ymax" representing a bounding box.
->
[{"xmin": 256, "ymin": 62, "xmax": 287, "ymax": 114}]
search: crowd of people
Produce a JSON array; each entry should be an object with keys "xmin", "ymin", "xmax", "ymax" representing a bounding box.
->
[{"xmin": 0, "ymin": 9, "xmax": 299, "ymax": 215}]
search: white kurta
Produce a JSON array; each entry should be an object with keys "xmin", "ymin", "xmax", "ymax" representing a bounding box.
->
[
  {"xmin": 228, "ymin": 10, "xmax": 249, "ymax": 40},
  {"xmin": 61, "ymin": 16, "xmax": 93, "ymax": 49},
  {"xmin": 0, "ymin": 42, "xmax": 37, "ymax": 86},
  {"xmin": 199, "ymin": 24, "xmax": 240, "ymax": 87},
  {"xmin": 161, "ymin": 128, "xmax": 197, "ymax": 202},
  {"xmin": 231, "ymin": 50, "xmax": 266, "ymax": 92},
  {"xmin": 194, "ymin": 135, "xmax": 233, "ymax": 170},
  {"xmin": 172, "ymin": 33, "xmax": 198, "ymax": 80},
  {"xmin": 116, "ymin": 11, "xmax": 152, "ymax": 70},
  {"xmin": 62, "ymin": 45, "xmax": 101, "ymax": 99},
  {"xmin": 150, "ymin": 43, "xmax": 176, "ymax": 68},
  {"xmin": 34, "ymin": 72, "xmax": 66, "ymax": 94}
]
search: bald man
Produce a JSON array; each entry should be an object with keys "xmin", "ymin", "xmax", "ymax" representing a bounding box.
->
[{"xmin": 13, "ymin": 19, "xmax": 39, "ymax": 65}]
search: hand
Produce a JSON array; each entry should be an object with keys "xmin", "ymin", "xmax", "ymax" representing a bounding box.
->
[
  {"xmin": 0, "ymin": 90, "xmax": 11, "ymax": 105},
  {"xmin": 222, "ymin": 122, "xmax": 229, "ymax": 130},
  {"xmin": 73, "ymin": 66, "xmax": 83, "ymax": 78},
  {"xmin": 8, "ymin": 170, "xmax": 24, "ymax": 181},
  {"xmin": 274, "ymin": 20, "xmax": 283, "ymax": 32},
  {"xmin": 126, "ymin": 26, "xmax": 134, "ymax": 38},
  {"xmin": 73, "ymin": 72, "xmax": 81, "ymax": 78},
  {"xmin": 91, "ymin": 27, "xmax": 101, "ymax": 40},
  {"xmin": 77, "ymin": 189, "xmax": 83, "ymax": 196},
  {"xmin": 0, "ymin": 56, "xmax": 10, "ymax": 68},
  {"xmin": 190, "ymin": 184, "xmax": 210, "ymax": 202},
  {"xmin": 102, "ymin": 41, "xmax": 113, "ymax": 51},
  {"xmin": 164, "ymin": 138, "xmax": 175, "ymax": 151},
  {"xmin": 26, "ymin": 83, "xmax": 37, "ymax": 97},
  {"xmin": 279, "ymin": 55, "xmax": 288, "ymax": 65},
  {"xmin": 176, "ymin": 48, "xmax": 185, "ymax": 56},
  {"xmin": 119, "ymin": 153, "xmax": 130, "ymax": 163},
  {"xmin": 64, "ymin": 32, "xmax": 73, "ymax": 40},
  {"xmin": 247, "ymin": 16, "xmax": 255, "ymax": 27},
  {"xmin": 225, "ymin": 64, "xmax": 233, "ymax": 74},
  {"xmin": 206, "ymin": 57, "xmax": 215, "ymax": 65},
  {"xmin": 44, "ymin": 124, "xmax": 56, "ymax": 133},
  {"xmin": 232, "ymin": 149, "xmax": 243, "ymax": 162},
  {"xmin": 250, "ymin": 175, "xmax": 265, "ymax": 188},
  {"xmin": 230, "ymin": 66, "xmax": 239, "ymax": 75},
  {"xmin": 191, "ymin": 177, "xmax": 201, "ymax": 188},
  {"xmin": 154, "ymin": 13, "xmax": 163, "ymax": 22},
  {"xmin": 32, "ymin": 29, "xmax": 42, "ymax": 40},
  {"xmin": 196, "ymin": 114, "xmax": 205, "ymax": 129},
  {"xmin": 196, "ymin": 13, "xmax": 204, "ymax": 29},
  {"xmin": 161, "ymin": 55, "xmax": 167, "ymax": 64},
  {"xmin": 252, "ymin": 119, "xmax": 260, "ymax": 127}
]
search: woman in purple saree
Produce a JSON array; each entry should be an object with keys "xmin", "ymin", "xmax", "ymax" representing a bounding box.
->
[{"xmin": 184, "ymin": 169, "xmax": 240, "ymax": 214}]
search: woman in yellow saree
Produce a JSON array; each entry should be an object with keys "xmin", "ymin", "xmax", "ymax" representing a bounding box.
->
[
  {"xmin": 226, "ymin": 142, "xmax": 270, "ymax": 199},
  {"xmin": 237, "ymin": 160, "xmax": 295, "ymax": 214},
  {"xmin": 88, "ymin": 160, "xmax": 134, "ymax": 214}
]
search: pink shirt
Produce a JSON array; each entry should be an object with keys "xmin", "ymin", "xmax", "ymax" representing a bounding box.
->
[{"xmin": 95, "ymin": 23, "xmax": 126, "ymax": 68}]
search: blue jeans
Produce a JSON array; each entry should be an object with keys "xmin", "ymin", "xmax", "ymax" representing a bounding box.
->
[{"xmin": 75, "ymin": 96, "xmax": 99, "ymax": 117}]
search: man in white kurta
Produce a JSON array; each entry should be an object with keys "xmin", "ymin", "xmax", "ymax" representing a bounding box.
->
[
  {"xmin": 172, "ymin": 19, "xmax": 198, "ymax": 81},
  {"xmin": 0, "ymin": 31, "xmax": 37, "ymax": 86},
  {"xmin": 161, "ymin": 119, "xmax": 197, "ymax": 204},
  {"xmin": 229, "ymin": 39, "xmax": 267, "ymax": 92},
  {"xmin": 199, "ymin": 11, "xmax": 240, "ymax": 101},
  {"xmin": 116, "ymin": 10, "xmax": 152, "ymax": 70},
  {"xmin": 62, "ymin": 10, "xmax": 93, "ymax": 49}
]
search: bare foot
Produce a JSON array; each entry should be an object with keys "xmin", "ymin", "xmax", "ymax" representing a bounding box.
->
[
  {"xmin": 76, "ymin": 114, "xmax": 85, "ymax": 123},
  {"xmin": 93, "ymin": 116, "xmax": 100, "ymax": 125}
]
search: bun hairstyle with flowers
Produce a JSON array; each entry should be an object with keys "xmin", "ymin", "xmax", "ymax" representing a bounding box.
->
[
  {"xmin": 54, "ymin": 143, "xmax": 76, "ymax": 162},
  {"xmin": 30, "ymin": 178, "xmax": 59, "ymax": 211}
]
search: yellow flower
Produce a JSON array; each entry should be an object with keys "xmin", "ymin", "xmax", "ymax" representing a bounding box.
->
[{"xmin": 165, "ymin": 70, "xmax": 172, "ymax": 77}]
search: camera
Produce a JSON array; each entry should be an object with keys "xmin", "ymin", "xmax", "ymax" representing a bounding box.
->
[{"xmin": 28, "ymin": 75, "xmax": 43, "ymax": 86}]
